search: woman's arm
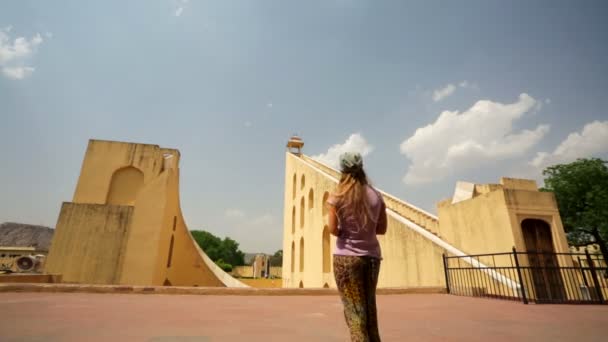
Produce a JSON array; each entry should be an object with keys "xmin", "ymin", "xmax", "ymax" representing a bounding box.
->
[
  {"xmin": 328, "ymin": 204, "xmax": 340, "ymax": 237},
  {"xmin": 376, "ymin": 201, "xmax": 387, "ymax": 235}
]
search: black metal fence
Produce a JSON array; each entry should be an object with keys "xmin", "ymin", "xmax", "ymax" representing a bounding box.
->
[{"xmin": 443, "ymin": 248, "xmax": 607, "ymax": 304}]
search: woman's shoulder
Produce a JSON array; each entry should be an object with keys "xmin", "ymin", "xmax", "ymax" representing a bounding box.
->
[
  {"xmin": 366, "ymin": 185, "xmax": 384, "ymax": 203},
  {"xmin": 326, "ymin": 193, "xmax": 340, "ymax": 206}
]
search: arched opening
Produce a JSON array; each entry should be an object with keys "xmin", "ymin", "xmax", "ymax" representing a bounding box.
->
[
  {"xmin": 323, "ymin": 225, "xmax": 331, "ymax": 273},
  {"xmin": 299, "ymin": 237, "xmax": 304, "ymax": 272},
  {"xmin": 308, "ymin": 189, "xmax": 314, "ymax": 211},
  {"xmin": 299, "ymin": 281, "xmax": 304, "ymax": 288},
  {"xmin": 300, "ymin": 196, "xmax": 305, "ymax": 229},
  {"xmin": 290, "ymin": 241, "xmax": 295, "ymax": 273},
  {"xmin": 292, "ymin": 173, "xmax": 296, "ymax": 199},
  {"xmin": 166, "ymin": 235, "xmax": 174, "ymax": 268},
  {"xmin": 323, "ymin": 283, "xmax": 329, "ymax": 288},
  {"xmin": 521, "ymin": 218, "xmax": 565, "ymax": 302},
  {"xmin": 322, "ymin": 192, "xmax": 329, "ymax": 216},
  {"xmin": 291, "ymin": 206, "xmax": 296, "ymax": 234},
  {"xmin": 300, "ymin": 174, "xmax": 305, "ymax": 190},
  {"xmin": 106, "ymin": 167, "xmax": 144, "ymax": 205}
]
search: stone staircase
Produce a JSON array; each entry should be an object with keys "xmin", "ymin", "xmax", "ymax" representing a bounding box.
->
[{"xmin": 300, "ymin": 155, "xmax": 441, "ymax": 237}]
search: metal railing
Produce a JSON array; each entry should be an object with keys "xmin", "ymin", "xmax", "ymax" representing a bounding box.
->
[{"xmin": 443, "ymin": 248, "xmax": 607, "ymax": 304}]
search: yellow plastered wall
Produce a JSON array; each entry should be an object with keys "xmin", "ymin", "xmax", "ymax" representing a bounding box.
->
[
  {"xmin": 232, "ymin": 266, "xmax": 254, "ymax": 278},
  {"xmin": 502, "ymin": 188, "xmax": 570, "ymax": 255},
  {"xmin": 282, "ymin": 153, "xmax": 338, "ymax": 288},
  {"xmin": 282, "ymin": 153, "xmax": 447, "ymax": 288},
  {"xmin": 437, "ymin": 190, "xmax": 516, "ymax": 255},
  {"xmin": 437, "ymin": 183, "xmax": 570, "ymax": 257},
  {"xmin": 45, "ymin": 203, "xmax": 133, "ymax": 284},
  {"xmin": 72, "ymin": 140, "xmax": 173, "ymax": 204},
  {"xmin": 45, "ymin": 139, "xmax": 246, "ymax": 287}
]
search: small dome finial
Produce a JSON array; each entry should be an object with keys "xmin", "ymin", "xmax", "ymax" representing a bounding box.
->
[{"xmin": 286, "ymin": 135, "xmax": 304, "ymax": 155}]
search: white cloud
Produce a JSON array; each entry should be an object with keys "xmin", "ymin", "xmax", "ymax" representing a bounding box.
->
[
  {"xmin": 432, "ymin": 84, "xmax": 456, "ymax": 102},
  {"xmin": 432, "ymin": 81, "xmax": 477, "ymax": 102},
  {"xmin": 225, "ymin": 209, "xmax": 245, "ymax": 218},
  {"xmin": 531, "ymin": 120, "xmax": 608, "ymax": 170},
  {"xmin": 173, "ymin": 0, "xmax": 189, "ymax": 17},
  {"xmin": 312, "ymin": 133, "xmax": 374, "ymax": 169},
  {"xmin": 459, "ymin": 80, "xmax": 479, "ymax": 90},
  {"xmin": 1, "ymin": 66, "xmax": 34, "ymax": 80},
  {"xmin": 251, "ymin": 214, "xmax": 276, "ymax": 226},
  {"xmin": 224, "ymin": 209, "xmax": 274, "ymax": 226},
  {"xmin": 0, "ymin": 27, "xmax": 45, "ymax": 80},
  {"xmin": 400, "ymin": 93, "xmax": 549, "ymax": 185}
]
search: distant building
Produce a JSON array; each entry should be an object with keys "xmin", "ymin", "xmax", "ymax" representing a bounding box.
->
[
  {"xmin": 232, "ymin": 253, "xmax": 282, "ymax": 279},
  {"xmin": 0, "ymin": 246, "xmax": 46, "ymax": 273},
  {"xmin": 0, "ymin": 223, "xmax": 52, "ymax": 273}
]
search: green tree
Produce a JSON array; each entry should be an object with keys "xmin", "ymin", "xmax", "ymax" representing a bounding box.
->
[
  {"xmin": 219, "ymin": 237, "xmax": 245, "ymax": 267},
  {"xmin": 215, "ymin": 259, "xmax": 233, "ymax": 272},
  {"xmin": 269, "ymin": 249, "xmax": 283, "ymax": 267},
  {"xmin": 191, "ymin": 230, "xmax": 245, "ymax": 269},
  {"xmin": 541, "ymin": 158, "xmax": 608, "ymax": 261}
]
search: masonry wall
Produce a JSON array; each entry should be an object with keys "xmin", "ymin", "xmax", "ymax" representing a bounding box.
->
[
  {"xmin": 46, "ymin": 139, "xmax": 246, "ymax": 287},
  {"xmin": 437, "ymin": 190, "xmax": 516, "ymax": 255},
  {"xmin": 283, "ymin": 153, "xmax": 446, "ymax": 288},
  {"xmin": 503, "ymin": 189, "xmax": 570, "ymax": 255},
  {"xmin": 45, "ymin": 203, "xmax": 133, "ymax": 284},
  {"xmin": 72, "ymin": 140, "xmax": 176, "ymax": 204}
]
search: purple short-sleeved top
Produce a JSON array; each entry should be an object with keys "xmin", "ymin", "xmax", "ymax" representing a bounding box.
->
[{"xmin": 326, "ymin": 185, "xmax": 385, "ymax": 260}]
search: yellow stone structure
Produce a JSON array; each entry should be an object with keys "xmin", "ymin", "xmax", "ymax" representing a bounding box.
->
[
  {"xmin": 437, "ymin": 178, "xmax": 570, "ymax": 257},
  {"xmin": 45, "ymin": 140, "xmax": 247, "ymax": 287},
  {"xmin": 282, "ymin": 138, "xmax": 572, "ymax": 294}
]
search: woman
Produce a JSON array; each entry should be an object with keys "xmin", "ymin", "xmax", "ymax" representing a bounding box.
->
[{"xmin": 326, "ymin": 152, "xmax": 387, "ymax": 342}]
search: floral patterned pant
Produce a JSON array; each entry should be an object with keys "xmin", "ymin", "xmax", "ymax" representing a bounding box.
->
[{"xmin": 333, "ymin": 255, "xmax": 382, "ymax": 342}]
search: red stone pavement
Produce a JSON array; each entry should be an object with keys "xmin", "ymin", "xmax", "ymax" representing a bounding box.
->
[{"xmin": 1, "ymin": 293, "xmax": 607, "ymax": 342}]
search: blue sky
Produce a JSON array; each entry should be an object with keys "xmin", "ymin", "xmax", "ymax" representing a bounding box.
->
[{"xmin": 1, "ymin": 1, "xmax": 607, "ymax": 253}]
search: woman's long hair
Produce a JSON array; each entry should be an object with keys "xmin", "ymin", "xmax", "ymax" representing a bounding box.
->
[{"xmin": 333, "ymin": 166, "xmax": 373, "ymax": 229}]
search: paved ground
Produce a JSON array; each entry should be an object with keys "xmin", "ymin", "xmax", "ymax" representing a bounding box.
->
[{"xmin": 1, "ymin": 293, "xmax": 607, "ymax": 342}]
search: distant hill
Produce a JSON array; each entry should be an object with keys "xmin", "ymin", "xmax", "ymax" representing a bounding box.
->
[{"xmin": 0, "ymin": 222, "xmax": 54, "ymax": 252}]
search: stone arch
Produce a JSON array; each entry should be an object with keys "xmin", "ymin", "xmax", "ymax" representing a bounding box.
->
[
  {"xmin": 322, "ymin": 192, "xmax": 329, "ymax": 216},
  {"xmin": 521, "ymin": 218, "xmax": 565, "ymax": 302},
  {"xmin": 323, "ymin": 283, "xmax": 329, "ymax": 288},
  {"xmin": 300, "ymin": 174, "xmax": 305, "ymax": 190},
  {"xmin": 300, "ymin": 196, "xmax": 305, "ymax": 229},
  {"xmin": 292, "ymin": 173, "xmax": 296, "ymax": 199},
  {"xmin": 323, "ymin": 225, "xmax": 331, "ymax": 273},
  {"xmin": 299, "ymin": 237, "xmax": 304, "ymax": 272},
  {"xmin": 166, "ymin": 235, "xmax": 174, "ymax": 268},
  {"xmin": 291, "ymin": 241, "xmax": 295, "ymax": 273},
  {"xmin": 521, "ymin": 219, "xmax": 555, "ymax": 253},
  {"xmin": 291, "ymin": 206, "xmax": 296, "ymax": 234},
  {"xmin": 308, "ymin": 188, "xmax": 314, "ymax": 211},
  {"xmin": 106, "ymin": 166, "xmax": 144, "ymax": 205},
  {"xmin": 299, "ymin": 281, "xmax": 304, "ymax": 288}
]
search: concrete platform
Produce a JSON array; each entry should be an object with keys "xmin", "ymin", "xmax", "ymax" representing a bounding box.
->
[
  {"xmin": 1, "ymin": 292, "xmax": 607, "ymax": 341},
  {"xmin": 0, "ymin": 283, "xmax": 445, "ymax": 295},
  {"xmin": 0, "ymin": 273, "xmax": 62, "ymax": 283}
]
